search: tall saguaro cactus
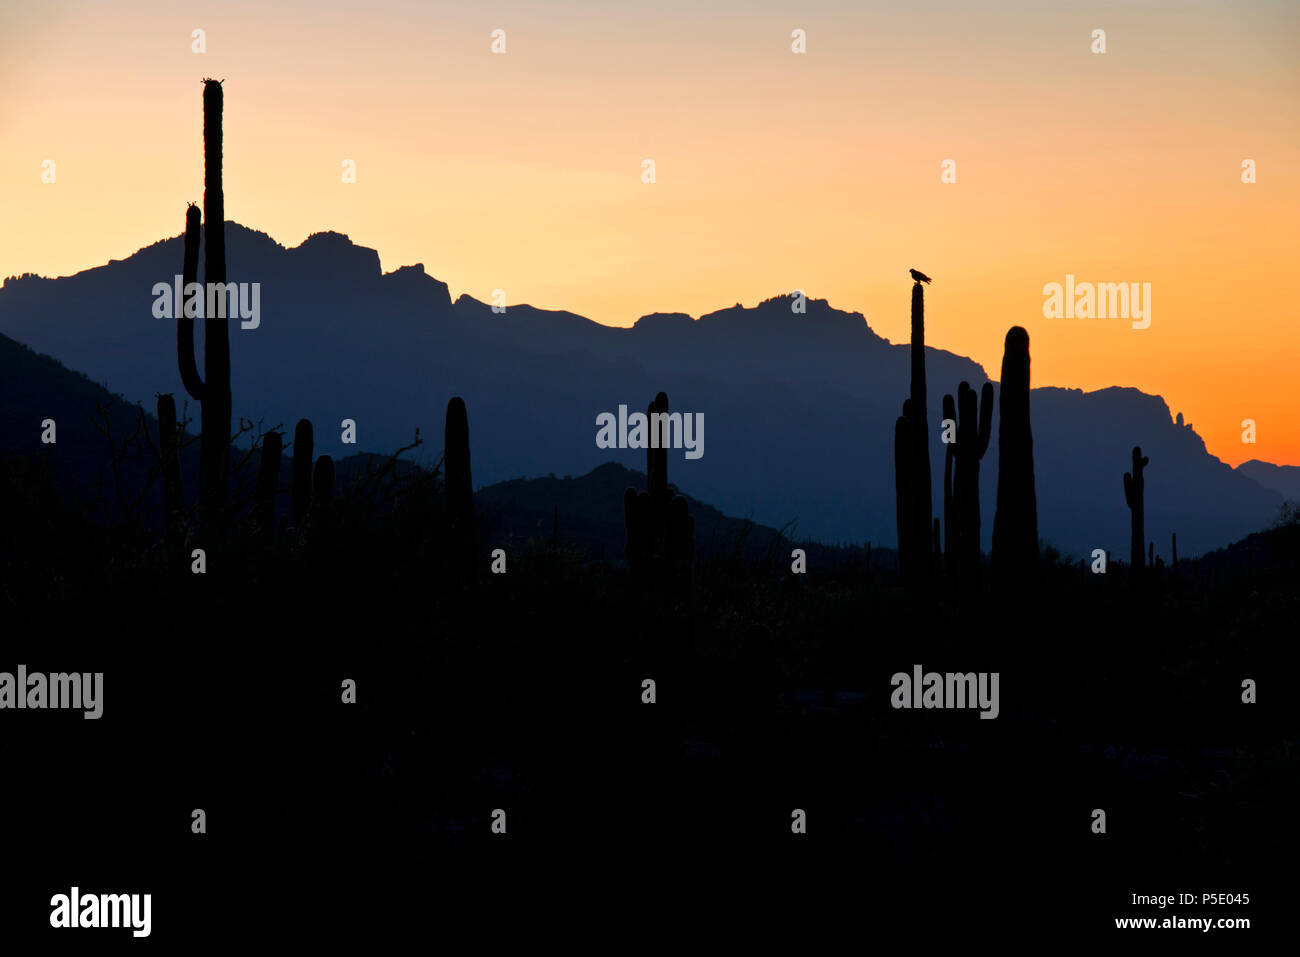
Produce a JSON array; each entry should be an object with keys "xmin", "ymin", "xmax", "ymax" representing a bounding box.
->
[
  {"xmin": 909, "ymin": 281, "xmax": 933, "ymax": 577},
  {"xmin": 992, "ymin": 327, "xmax": 1038, "ymax": 581},
  {"xmin": 176, "ymin": 79, "xmax": 232, "ymax": 529},
  {"xmin": 1123, "ymin": 445, "xmax": 1150, "ymax": 572}
]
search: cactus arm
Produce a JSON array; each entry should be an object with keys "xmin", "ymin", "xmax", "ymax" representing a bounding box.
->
[{"xmin": 177, "ymin": 203, "xmax": 206, "ymax": 400}]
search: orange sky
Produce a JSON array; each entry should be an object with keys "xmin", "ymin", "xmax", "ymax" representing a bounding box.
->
[{"xmin": 2, "ymin": 0, "xmax": 1297, "ymax": 465}]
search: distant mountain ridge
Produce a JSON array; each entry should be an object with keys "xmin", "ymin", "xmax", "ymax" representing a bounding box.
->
[
  {"xmin": 1235, "ymin": 460, "xmax": 1300, "ymax": 503},
  {"xmin": 0, "ymin": 223, "xmax": 1285, "ymax": 557}
]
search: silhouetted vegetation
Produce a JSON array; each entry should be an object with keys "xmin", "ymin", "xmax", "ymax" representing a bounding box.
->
[
  {"xmin": 174, "ymin": 80, "xmax": 232, "ymax": 533},
  {"xmin": 946, "ymin": 380, "xmax": 994, "ymax": 606},
  {"xmin": 623, "ymin": 391, "xmax": 695, "ymax": 607},
  {"xmin": 0, "ymin": 94, "xmax": 1292, "ymax": 931},
  {"xmin": 992, "ymin": 325, "xmax": 1039, "ymax": 585},
  {"xmin": 1124, "ymin": 445, "xmax": 1150, "ymax": 573}
]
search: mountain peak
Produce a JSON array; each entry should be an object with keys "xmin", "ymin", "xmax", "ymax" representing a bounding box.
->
[
  {"xmin": 632, "ymin": 312, "xmax": 694, "ymax": 329},
  {"xmin": 285, "ymin": 231, "xmax": 381, "ymax": 279},
  {"xmin": 383, "ymin": 263, "xmax": 452, "ymax": 309}
]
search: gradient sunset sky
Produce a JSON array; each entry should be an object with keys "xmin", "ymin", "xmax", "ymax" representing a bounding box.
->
[{"xmin": 2, "ymin": 0, "xmax": 1297, "ymax": 465}]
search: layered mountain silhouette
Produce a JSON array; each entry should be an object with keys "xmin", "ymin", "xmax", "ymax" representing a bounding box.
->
[
  {"xmin": 0, "ymin": 224, "xmax": 1284, "ymax": 556},
  {"xmin": 2, "ymin": 329, "xmax": 855, "ymax": 565}
]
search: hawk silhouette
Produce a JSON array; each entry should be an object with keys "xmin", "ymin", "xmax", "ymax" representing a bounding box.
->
[{"xmin": 909, "ymin": 268, "xmax": 932, "ymax": 285}]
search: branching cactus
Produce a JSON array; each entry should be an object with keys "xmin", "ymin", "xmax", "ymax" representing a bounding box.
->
[
  {"xmin": 952, "ymin": 380, "xmax": 994, "ymax": 600},
  {"xmin": 1123, "ymin": 445, "xmax": 1149, "ymax": 571},
  {"xmin": 445, "ymin": 396, "xmax": 476, "ymax": 579},
  {"xmin": 176, "ymin": 79, "xmax": 231, "ymax": 530},
  {"xmin": 291, "ymin": 419, "xmax": 314, "ymax": 528},
  {"xmin": 992, "ymin": 327, "xmax": 1038, "ymax": 582}
]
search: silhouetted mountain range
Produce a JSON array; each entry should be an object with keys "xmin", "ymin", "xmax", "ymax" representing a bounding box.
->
[
  {"xmin": 1235, "ymin": 459, "xmax": 1300, "ymax": 503},
  {"xmin": 0, "ymin": 224, "xmax": 1286, "ymax": 556}
]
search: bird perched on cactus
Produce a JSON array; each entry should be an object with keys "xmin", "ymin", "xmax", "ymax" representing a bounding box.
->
[
  {"xmin": 908, "ymin": 280, "xmax": 933, "ymax": 582},
  {"xmin": 909, "ymin": 268, "xmax": 932, "ymax": 284}
]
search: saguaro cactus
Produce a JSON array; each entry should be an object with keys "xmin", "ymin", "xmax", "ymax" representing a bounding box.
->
[
  {"xmin": 291, "ymin": 419, "xmax": 314, "ymax": 528},
  {"xmin": 623, "ymin": 391, "xmax": 694, "ymax": 596},
  {"xmin": 445, "ymin": 396, "xmax": 476, "ymax": 577},
  {"xmin": 952, "ymin": 380, "xmax": 994, "ymax": 599},
  {"xmin": 1123, "ymin": 445, "xmax": 1149, "ymax": 571},
  {"xmin": 992, "ymin": 327, "xmax": 1038, "ymax": 581},
  {"xmin": 176, "ymin": 79, "xmax": 232, "ymax": 529},
  {"xmin": 910, "ymin": 281, "xmax": 933, "ymax": 576}
]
